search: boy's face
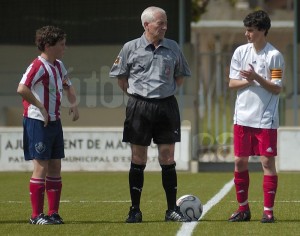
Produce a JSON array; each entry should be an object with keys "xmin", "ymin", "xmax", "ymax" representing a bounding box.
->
[
  {"xmin": 244, "ymin": 26, "xmax": 265, "ymax": 44},
  {"xmin": 47, "ymin": 39, "xmax": 66, "ymax": 60}
]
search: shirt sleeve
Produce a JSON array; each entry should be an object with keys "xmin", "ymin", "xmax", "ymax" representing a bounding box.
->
[
  {"xmin": 20, "ymin": 60, "xmax": 45, "ymax": 88},
  {"xmin": 269, "ymin": 52, "xmax": 285, "ymax": 87},
  {"xmin": 60, "ymin": 62, "xmax": 72, "ymax": 87},
  {"xmin": 174, "ymin": 48, "xmax": 191, "ymax": 78},
  {"xmin": 229, "ymin": 48, "xmax": 242, "ymax": 80},
  {"xmin": 109, "ymin": 45, "xmax": 129, "ymax": 78}
]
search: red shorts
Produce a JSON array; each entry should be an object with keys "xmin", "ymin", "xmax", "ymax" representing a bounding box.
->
[{"xmin": 234, "ymin": 124, "xmax": 277, "ymax": 157}]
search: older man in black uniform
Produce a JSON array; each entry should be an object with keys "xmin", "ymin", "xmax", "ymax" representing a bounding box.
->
[{"xmin": 110, "ymin": 6, "xmax": 191, "ymax": 223}]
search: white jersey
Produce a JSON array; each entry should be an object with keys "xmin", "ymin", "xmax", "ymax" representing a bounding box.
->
[
  {"xmin": 229, "ymin": 42, "xmax": 285, "ymax": 129},
  {"xmin": 20, "ymin": 56, "xmax": 72, "ymax": 121}
]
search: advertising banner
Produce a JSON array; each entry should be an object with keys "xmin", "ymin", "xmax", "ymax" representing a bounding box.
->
[{"xmin": 0, "ymin": 126, "xmax": 191, "ymax": 171}]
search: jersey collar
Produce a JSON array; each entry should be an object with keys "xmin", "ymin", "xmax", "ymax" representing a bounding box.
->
[{"xmin": 140, "ymin": 33, "xmax": 170, "ymax": 50}]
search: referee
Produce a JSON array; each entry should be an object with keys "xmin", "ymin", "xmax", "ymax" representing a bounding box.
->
[{"xmin": 109, "ymin": 6, "xmax": 191, "ymax": 223}]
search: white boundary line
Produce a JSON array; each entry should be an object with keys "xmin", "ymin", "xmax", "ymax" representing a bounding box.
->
[{"xmin": 176, "ymin": 179, "xmax": 234, "ymax": 236}]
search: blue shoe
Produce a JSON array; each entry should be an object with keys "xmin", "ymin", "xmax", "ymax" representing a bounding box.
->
[
  {"xmin": 126, "ymin": 206, "xmax": 142, "ymax": 223},
  {"xmin": 49, "ymin": 212, "xmax": 64, "ymax": 224}
]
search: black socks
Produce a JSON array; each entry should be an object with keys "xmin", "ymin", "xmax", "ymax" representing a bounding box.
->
[
  {"xmin": 129, "ymin": 162, "xmax": 146, "ymax": 208},
  {"xmin": 161, "ymin": 163, "xmax": 177, "ymax": 210},
  {"xmin": 129, "ymin": 162, "xmax": 177, "ymax": 211}
]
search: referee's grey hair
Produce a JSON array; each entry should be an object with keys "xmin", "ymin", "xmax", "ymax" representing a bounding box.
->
[{"xmin": 141, "ymin": 6, "xmax": 166, "ymax": 29}]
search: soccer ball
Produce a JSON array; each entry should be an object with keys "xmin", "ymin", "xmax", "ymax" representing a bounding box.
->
[{"xmin": 176, "ymin": 194, "xmax": 203, "ymax": 221}]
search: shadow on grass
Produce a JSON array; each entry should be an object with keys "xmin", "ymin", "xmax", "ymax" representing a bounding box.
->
[
  {"xmin": 197, "ymin": 219, "xmax": 300, "ymax": 223},
  {"xmin": 0, "ymin": 220, "xmax": 167, "ymax": 224},
  {"xmin": 0, "ymin": 220, "xmax": 30, "ymax": 224},
  {"xmin": 3, "ymin": 219, "xmax": 299, "ymax": 224},
  {"xmin": 67, "ymin": 220, "xmax": 168, "ymax": 224}
]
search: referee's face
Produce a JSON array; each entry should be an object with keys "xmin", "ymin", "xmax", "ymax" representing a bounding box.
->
[{"xmin": 147, "ymin": 12, "xmax": 167, "ymax": 41}]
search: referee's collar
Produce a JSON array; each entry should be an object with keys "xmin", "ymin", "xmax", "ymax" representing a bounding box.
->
[{"xmin": 140, "ymin": 34, "xmax": 170, "ymax": 50}]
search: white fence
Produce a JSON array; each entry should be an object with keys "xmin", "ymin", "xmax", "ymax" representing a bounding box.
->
[{"xmin": 277, "ymin": 127, "xmax": 300, "ymax": 171}]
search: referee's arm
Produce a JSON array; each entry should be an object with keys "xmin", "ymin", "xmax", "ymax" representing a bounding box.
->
[
  {"xmin": 117, "ymin": 76, "xmax": 129, "ymax": 95},
  {"xmin": 175, "ymin": 76, "xmax": 184, "ymax": 87}
]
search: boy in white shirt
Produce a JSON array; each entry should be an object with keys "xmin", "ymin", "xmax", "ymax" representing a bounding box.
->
[{"xmin": 228, "ymin": 10, "xmax": 284, "ymax": 223}]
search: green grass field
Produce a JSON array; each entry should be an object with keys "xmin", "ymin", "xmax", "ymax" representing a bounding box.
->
[{"xmin": 0, "ymin": 171, "xmax": 299, "ymax": 235}]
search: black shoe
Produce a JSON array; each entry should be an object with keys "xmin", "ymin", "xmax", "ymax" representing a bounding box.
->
[
  {"xmin": 126, "ymin": 206, "xmax": 142, "ymax": 223},
  {"xmin": 165, "ymin": 206, "xmax": 190, "ymax": 222},
  {"xmin": 228, "ymin": 210, "xmax": 251, "ymax": 222},
  {"xmin": 29, "ymin": 213, "xmax": 55, "ymax": 225},
  {"xmin": 261, "ymin": 213, "xmax": 275, "ymax": 223},
  {"xmin": 49, "ymin": 212, "xmax": 64, "ymax": 224}
]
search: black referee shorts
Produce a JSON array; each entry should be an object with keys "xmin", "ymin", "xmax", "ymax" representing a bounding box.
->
[{"xmin": 123, "ymin": 95, "xmax": 181, "ymax": 146}]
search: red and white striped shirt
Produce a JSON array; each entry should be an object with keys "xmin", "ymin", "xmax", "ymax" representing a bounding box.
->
[{"xmin": 20, "ymin": 56, "xmax": 72, "ymax": 121}]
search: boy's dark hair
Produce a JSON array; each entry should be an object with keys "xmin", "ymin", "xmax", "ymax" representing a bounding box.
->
[
  {"xmin": 243, "ymin": 10, "xmax": 271, "ymax": 36},
  {"xmin": 35, "ymin": 26, "xmax": 66, "ymax": 52}
]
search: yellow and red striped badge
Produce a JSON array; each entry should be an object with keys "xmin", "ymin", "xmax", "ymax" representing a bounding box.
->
[{"xmin": 270, "ymin": 68, "xmax": 282, "ymax": 80}]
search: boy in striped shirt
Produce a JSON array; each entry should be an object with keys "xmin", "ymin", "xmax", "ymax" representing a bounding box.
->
[{"xmin": 17, "ymin": 26, "xmax": 79, "ymax": 225}]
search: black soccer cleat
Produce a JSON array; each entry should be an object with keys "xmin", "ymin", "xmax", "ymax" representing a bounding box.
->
[
  {"xmin": 261, "ymin": 213, "xmax": 275, "ymax": 223},
  {"xmin": 48, "ymin": 212, "xmax": 64, "ymax": 224},
  {"xmin": 29, "ymin": 213, "xmax": 55, "ymax": 225},
  {"xmin": 228, "ymin": 210, "xmax": 251, "ymax": 222},
  {"xmin": 165, "ymin": 206, "xmax": 191, "ymax": 222},
  {"xmin": 126, "ymin": 206, "xmax": 142, "ymax": 223}
]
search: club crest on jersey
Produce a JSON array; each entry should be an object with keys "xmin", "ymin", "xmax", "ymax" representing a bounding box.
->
[
  {"xmin": 49, "ymin": 86, "xmax": 56, "ymax": 94},
  {"xmin": 114, "ymin": 56, "xmax": 122, "ymax": 65},
  {"xmin": 35, "ymin": 142, "xmax": 46, "ymax": 154}
]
